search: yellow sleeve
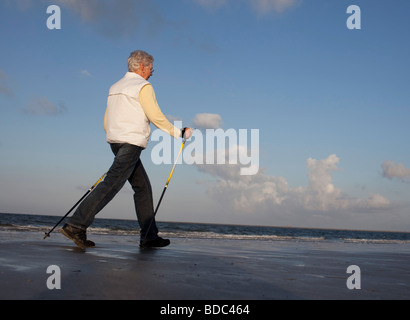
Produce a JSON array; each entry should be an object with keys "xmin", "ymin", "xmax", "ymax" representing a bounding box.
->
[{"xmin": 139, "ymin": 84, "xmax": 181, "ymax": 139}]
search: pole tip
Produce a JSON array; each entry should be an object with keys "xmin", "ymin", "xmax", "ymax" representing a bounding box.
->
[{"xmin": 43, "ymin": 233, "xmax": 50, "ymax": 240}]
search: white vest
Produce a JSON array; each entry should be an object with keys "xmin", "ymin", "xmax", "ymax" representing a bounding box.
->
[{"xmin": 105, "ymin": 72, "xmax": 151, "ymax": 148}]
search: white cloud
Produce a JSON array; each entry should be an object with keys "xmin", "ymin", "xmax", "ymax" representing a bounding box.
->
[
  {"xmin": 382, "ymin": 160, "xmax": 410, "ymax": 182},
  {"xmin": 167, "ymin": 114, "xmax": 183, "ymax": 123},
  {"xmin": 192, "ymin": 116, "xmax": 390, "ymax": 217},
  {"xmin": 23, "ymin": 96, "xmax": 67, "ymax": 116},
  {"xmin": 196, "ymin": 153, "xmax": 390, "ymax": 217},
  {"xmin": 193, "ymin": 0, "xmax": 300, "ymax": 14},
  {"xmin": 203, "ymin": 167, "xmax": 289, "ymax": 212},
  {"xmin": 193, "ymin": 113, "xmax": 223, "ymax": 129},
  {"xmin": 367, "ymin": 194, "xmax": 390, "ymax": 208},
  {"xmin": 4, "ymin": 0, "xmax": 34, "ymax": 10},
  {"xmin": 8, "ymin": 0, "xmax": 164, "ymax": 38},
  {"xmin": 80, "ymin": 70, "xmax": 92, "ymax": 77},
  {"xmin": 250, "ymin": 0, "xmax": 300, "ymax": 14},
  {"xmin": 53, "ymin": 0, "xmax": 145, "ymax": 38},
  {"xmin": 192, "ymin": 0, "xmax": 228, "ymax": 10},
  {"xmin": 0, "ymin": 69, "xmax": 66, "ymax": 115},
  {"xmin": 303, "ymin": 154, "xmax": 349, "ymax": 211},
  {"xmin": 0, "ymin": 69, "xmax": 14, "ymax": 97}
]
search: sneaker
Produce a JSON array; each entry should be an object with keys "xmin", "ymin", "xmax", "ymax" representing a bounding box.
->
[
  {"xmin": 140, "ymin": 237, "xmax": 170, "ymax": 248},
  {"xmin": 60, "ymin": 224, "xmax": 95, "ymax": 249}
]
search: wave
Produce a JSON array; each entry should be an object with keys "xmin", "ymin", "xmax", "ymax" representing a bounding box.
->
[{"xmin": 2, "ymin": 222, "xmax": 410, "ymax": 244}]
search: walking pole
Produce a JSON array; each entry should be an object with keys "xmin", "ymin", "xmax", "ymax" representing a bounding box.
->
[
  {"xmin": 43, "ymin": 172, "xmax": 107, "ymax": 240},
  {"xmin": 143, "ymin": 136, "xmax": 187, "ymax": 242}
]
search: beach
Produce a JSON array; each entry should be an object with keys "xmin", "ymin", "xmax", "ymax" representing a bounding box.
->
[{"xmin": 1, "ymin": 230, "xmax": 409, "ymax": 301}]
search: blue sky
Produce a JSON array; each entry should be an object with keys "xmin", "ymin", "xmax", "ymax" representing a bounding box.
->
[{"xmin": 1, "ymin": 0, "xmax": 409, "ymax": 231}]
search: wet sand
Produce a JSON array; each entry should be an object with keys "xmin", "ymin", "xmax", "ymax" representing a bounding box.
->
[{"xmin": 0, "ymin": 231, "xmax": 409, "ymax": 300}]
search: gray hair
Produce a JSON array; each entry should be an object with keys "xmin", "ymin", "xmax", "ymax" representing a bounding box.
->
[{"xmin": 128, "ymin": 50, "xmax": 154, "ymax": 72}]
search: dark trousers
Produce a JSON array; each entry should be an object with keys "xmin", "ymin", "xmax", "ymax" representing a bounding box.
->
[{"xmin": 67, "ymin": 143, "xmax": 159, "ymax": 241}]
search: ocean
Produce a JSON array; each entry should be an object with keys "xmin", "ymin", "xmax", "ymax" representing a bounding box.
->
[{"xmin": 1, "ymin": 212, "xmax": 409, "ymax": 244}]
